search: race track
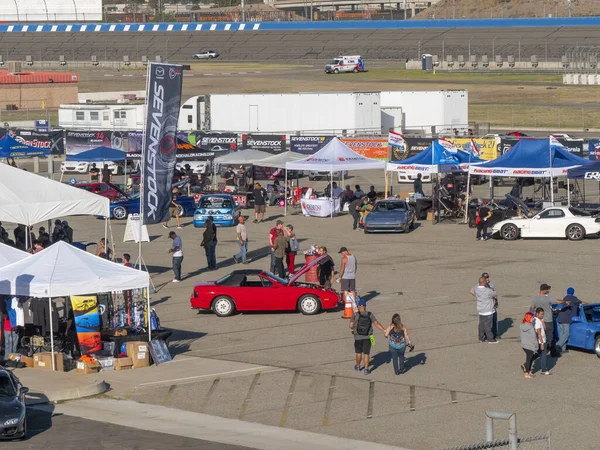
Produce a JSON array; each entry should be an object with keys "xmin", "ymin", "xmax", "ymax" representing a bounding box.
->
[{"xmin": 2, "ymin": 25, "xmax": 600, "ymax": 62}]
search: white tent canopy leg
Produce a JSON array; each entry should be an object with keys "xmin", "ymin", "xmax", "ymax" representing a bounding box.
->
[
  {"xmin": 464, "ymin": 172, "xmax": 472, "ymax": 224},
  {"xmin": 49, "ymin": 297, "xmax": 55, "ymax": 371},
  {"xmin": 330, "ymin": 167, "xmax": 334, "ymax": 219},
  {"xmin": 284, "ymin": 169, "xmax": 288, "ymax": 217},
  {"xmin": 147, "ymin": 284, "xmax": 152, "ymax": 341}
]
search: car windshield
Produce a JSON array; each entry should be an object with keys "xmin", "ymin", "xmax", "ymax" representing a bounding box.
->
[
  {"xmin": 583, "ymin": 306, "xmax": 600, "ymax": 323},
  {"xmin": 0, "ymin": 374, "xmax": 16, "ymax": 397},
  {"xmin": 569, "ymin": 207, "xmax": 591, "ymax": 216},
  {"xmin": 263, "ymin": 272, "xmax": 288, "ymax": 286},
  {"xmin": 200, "ymin": 197, "xmax": 232, "ymax": 209},
  {"xmin": 215, "ymin": 273, "xmax": 232, "ymax": 285},
  {"xmin": 375, "ymin": 202, "xmax": 406, "ymax": 211},
  {"xmin": 330, "ymin": 59, "xmax": 341, "ymax": 65}
]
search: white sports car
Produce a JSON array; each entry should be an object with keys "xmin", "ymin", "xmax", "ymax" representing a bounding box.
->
[{"xmin": 491, "ymin": 206, "xmax": 600, "ymax": 241}]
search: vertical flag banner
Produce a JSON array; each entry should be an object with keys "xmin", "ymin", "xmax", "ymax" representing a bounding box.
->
[
  {"xmin": 142, "ymin": 63, "xmax": 184, "ymax": 225},
  {"xmin": 70, "ymin": 295, "xmax": 102, "ymax": 355}
]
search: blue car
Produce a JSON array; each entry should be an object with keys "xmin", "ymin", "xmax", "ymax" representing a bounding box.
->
[
  {"xmin": 193, "ymin": 194, "xmax": 241, "ymax": 227},
  {"xmin": 554, "ymin": 303, "xmax": 600, "ymax": 358},
  {"xmin": 110, "ymin": 193, "xmax": 197, "ymax": 220},
  {"xmin": 363, "ymin": 199, "xmax": 416, "ymax": 234}
]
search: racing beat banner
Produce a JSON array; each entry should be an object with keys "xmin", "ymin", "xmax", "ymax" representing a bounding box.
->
[
  {"xmin": 65, "ymin": 130, "xmax": 124, "ymax": 155},
  {"xmin": 142, "ymin": 63, "xmax": 183, "ymax": 225}
]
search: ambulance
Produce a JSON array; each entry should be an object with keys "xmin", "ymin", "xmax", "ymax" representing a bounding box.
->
[{"xmin": 325, "ymin": 55, "xmax": 365, "ymax": 74}]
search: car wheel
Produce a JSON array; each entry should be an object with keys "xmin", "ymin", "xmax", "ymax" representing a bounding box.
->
[
  {"xmin": 595, "ymin": 335, "xmax": 600, "ymax": 358},
  {"xmin": 113, "ymin": 206, "xmax": 128, "ymax": 220},
  {"xmin": 501, "ymin": 223, "xmax": 518, "ymax": 240},
  {"xmin": 333, "ymin": 69, "xmax": 339, "ymax": 74},
  {"xmin": 177, "ymin": 205, "xmax": 185, "ymax": 218},
  {"xmin": 353, "ymin": 68, "xmax": 358, "ymax": 73},
  {"xmin": 566, "ymin": 223, "xmax": 585, "ymax": 241},
  {"xmin": 209, "ymin": 55, "xmax": 214, "ymax": 59},
  {"xmin": 298, "ymin": 295, "xmax": 321, "ymax": 315},
  {"xmin": 212, "ymin": 296, "xmax": 235, "ymax": 317}
]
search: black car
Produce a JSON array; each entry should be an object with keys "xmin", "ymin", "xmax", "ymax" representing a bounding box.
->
[{"xmin": 0, "ymin": 368, "xmax": 28, "ymax": 440}]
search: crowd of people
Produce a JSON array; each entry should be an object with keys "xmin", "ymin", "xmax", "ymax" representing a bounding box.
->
[{"xmin": 0, "ymin": 220, "xmax": 73, "ymax": 253}]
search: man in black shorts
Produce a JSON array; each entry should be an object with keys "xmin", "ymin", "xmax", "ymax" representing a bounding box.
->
[
  {"xmin": 252, "ymin": 182, "xmax": 267, "ymax": 223},
  {"xmin": 349, "ymin": 299, "xmax": 385, "ymax": 375}
]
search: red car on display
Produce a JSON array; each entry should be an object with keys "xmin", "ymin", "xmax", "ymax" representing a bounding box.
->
[
  {"xmin": 190, "ymin": 256, "xmax": 340, "ymax": 317},
  {"xmin": 74, "ymin": 182, "xmax": 124, "ymax": 201}
]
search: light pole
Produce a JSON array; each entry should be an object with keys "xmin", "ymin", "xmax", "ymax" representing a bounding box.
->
[{"xmin": 492, "ymin": 36, "xmax": 497, "ymax": 60}]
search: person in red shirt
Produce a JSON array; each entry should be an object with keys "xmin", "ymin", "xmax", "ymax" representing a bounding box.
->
[
  {"xmin": 3, "ymin": 316, "xmax": 18, "ymax": 360},
  {"xmin": 122, "ymin": 253, "xmax": 133, "ymax": 268},
  {"xmin": 269, "ymin": 220, "xmax": 284, "ymax": 273}
]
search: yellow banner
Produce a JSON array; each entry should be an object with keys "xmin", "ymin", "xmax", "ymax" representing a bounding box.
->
[{"xmin": 444, "ymin": 138, "xmax": 499, "ymax": 161}]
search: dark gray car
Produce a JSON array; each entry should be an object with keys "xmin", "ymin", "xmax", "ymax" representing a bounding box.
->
[{"xmin": 0, "ymin": 368, "xmax": 28, "ymax": 440}]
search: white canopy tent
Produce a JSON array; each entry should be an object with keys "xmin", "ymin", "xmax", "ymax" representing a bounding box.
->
[
  {"xmin": 257, "ymin": 151, "xmax": 306, "ymax": 169},
  {"xmin": 0, "ymin": 243, "xmax": 29, "ymax": 267},
  {"xmin": 0, "ymin": 241, "xmax": 150, "ymax": 370},
  {"xmin": 214, "ymin": 150, "xmax": 274, "ymax": 166},
  {"xmin": 284, "ymin": 138, "xmax": 386, "ymax": 217}
]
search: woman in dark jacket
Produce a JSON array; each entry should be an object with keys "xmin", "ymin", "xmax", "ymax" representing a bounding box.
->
[{"xmin": 201, "ymin": 221, "xmax": 217, "ymax": 270}]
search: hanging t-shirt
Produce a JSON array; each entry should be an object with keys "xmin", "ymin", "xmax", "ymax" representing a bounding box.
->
[{"xmin": 11, "ymin": 297, "xmax": 24, "ymax": 327}]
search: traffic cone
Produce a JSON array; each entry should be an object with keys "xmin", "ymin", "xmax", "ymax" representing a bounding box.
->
[{"xmin": 342, "ymin": 292, "xmax": 354, "ymax": 319}]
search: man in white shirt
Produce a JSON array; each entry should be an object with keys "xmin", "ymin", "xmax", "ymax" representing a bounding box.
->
[
  {"xmin": 470, "ymin": 277, "xmax": 497, "ymax": 344},
  {"xmin": 331, "ymin": 182, "xmax": 343, "ymax": 198},
  {"xmin": 534, "ymin": 307, "xmax": 551, "ymax": 375},
  {"xmin": 168, "ymin": 231, "xmax": 183, "ymax": 282},
  {"xmin": 233, "ymin": 216, "xmax": 249, "ymax": 264}
]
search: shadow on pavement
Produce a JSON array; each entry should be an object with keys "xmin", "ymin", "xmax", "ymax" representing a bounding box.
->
[
  {"xmin": 497, "ymin": 317, "xmax": 514, "ymax": 337},
  {"xmin": 166, "ymin": 329, "xmax": 208, "ymax": 356},
  {"xmin": 26, "ymin": 405, "xmax": 56, "ymax": 440}
]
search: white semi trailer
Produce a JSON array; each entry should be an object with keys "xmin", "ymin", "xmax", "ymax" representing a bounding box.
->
[{"xmin": 178, "ymin": 92, "xmax": 382, "ymax": 135}]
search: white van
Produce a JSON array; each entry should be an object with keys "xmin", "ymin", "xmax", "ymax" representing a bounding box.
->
[{"xmin": 325, "ymin": 56, "xmax": 365, "ymax": 74}]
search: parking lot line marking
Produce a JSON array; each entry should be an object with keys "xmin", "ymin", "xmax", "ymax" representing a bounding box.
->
[
  {"xmin": 137, "ymin": 366, "xmax": 269, "ymax": 387},
  {"xmin": 200, "ymin": 378, "xmax": 220, "ymax": 412},
  {"xmin": 279, "ymin": 370, "xmax": 299, "ymax": 428},
  {"xmin": 238, "ymin": 372, "xmax": 261, "ymax": 420},
  {"xmin": 322, "ymin": 375, "xmax": 336, "ymax": 426},
  {"xmin": 367, "ymin": 380, "xmax": 375, "ymax": 419},
  {"xmin": 409, "ymin": 385, "xmax": 416, "ymax": 411},
  {"xmin": 161, "ymin": 384, "xmax": 177, "ymax": 406},
  {"xmin": 451, "ymin": 391, "xmax": 457, "ymax": 404}
]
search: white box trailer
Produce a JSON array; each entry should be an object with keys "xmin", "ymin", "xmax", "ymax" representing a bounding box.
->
[
  {"xmin": 380, "ymin": 90, "xmax": 468, "ymax": 136},
  {"xmin": 178, "ymin": 92, "xmax": 381, "ymax": 135}
]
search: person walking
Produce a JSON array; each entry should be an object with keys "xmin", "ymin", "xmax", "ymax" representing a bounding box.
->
[
  {"xmin": 168, "ymin": 231, "xmax": 183, "ymax": 282},
  {"xmin": 475, "ymin": 201, "xmax": 492, "ymax": 240},
  {"xmin": 233, "ymin": 216, "xmax": 249, "ymax": 264},
  {"xmin": 349, "ymin": 299, "xmax": 386, "ymax": 375},
  {"xmin": 482, "ymin": 272, "xmax": 499, "ymax": 339},
  {"xmin": 470, "ymin": 276, "xmax": 497, "ymax": 344},
  {"xmin": 385, "ymin": 313, "xmax": 412, "ymax": 375},
  {"xmin": 413, "ymin": 173, "xmax": 424, "ymax": 196},
  {"xmin": 520, "ymin": 311, "xmax": 539, "ymax": 379},
  {"xmin": 201, "ymin": 222, "xmax": 217, "ymax": 270},
  {"xmin": 252, "ymin": 183, "xmax": 268, "ymax": 223},
  {"xmin": 317, "ymin": 247, "xmax": 335, "ymax": 288},
  {"xmin": 556, "ymin": 287, "xmax": 584, "ymax": 355},
  {"xmin": 269, "ymin": 220, "xmax": 284, "ymax": 272},
  {"xmin": 285, "ymin": 224, "xmax": 299, "ymax": 275},
  {"xmin": 337, "ymin": 247, "xmax": 357, "ymax": 300},
  {"xmin": 534, "ymin": 307, "xmax": 551, "ymax": 375},
  {"xmin": 272, "ymin": 228, "xmax": 287, "ymax": 278},
  {"xmin": 531, "ymin": 283, "xmax": 561, "ymax": 357},
  {"xmin": 163, "ymin": 187, "xmax": 183, "ymax": 229},
  {"xmin": 348, "ymin": 196, "xmax": 363, "ymax": 231}
]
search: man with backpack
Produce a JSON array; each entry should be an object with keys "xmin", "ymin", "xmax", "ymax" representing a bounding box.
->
[{"xmin": 349, "ymin": 299, "xmax": 386, "ymax": 375}]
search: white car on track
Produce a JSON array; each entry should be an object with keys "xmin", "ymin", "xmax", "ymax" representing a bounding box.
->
[
  {"xmin": 491, "ymin": 206, "xmax": 600, "ymax": 241},
  {"xmin": 193, "ymin": 50, "xmax": 219, "ymax": 59}
]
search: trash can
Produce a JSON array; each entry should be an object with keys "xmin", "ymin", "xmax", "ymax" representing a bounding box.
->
[{"xmin": 304, "ymin": 254, "xmax": 319, "ymax": 283}]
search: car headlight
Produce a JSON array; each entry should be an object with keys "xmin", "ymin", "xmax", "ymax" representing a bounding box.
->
[
  {"xmin": 223, "ymin": 215, "xmax": 232, "ymax": 220},
  {"xmin": 4, "ymin": 418, "xmax": 19, "ymax": 426}
]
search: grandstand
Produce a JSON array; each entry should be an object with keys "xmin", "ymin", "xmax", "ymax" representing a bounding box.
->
[{"xmin": 0, "ymin": 0, "xmax": 102, "ymax": 22}]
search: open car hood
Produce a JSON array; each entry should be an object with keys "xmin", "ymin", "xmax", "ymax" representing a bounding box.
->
[
  {"xmin": 289, "ymin": 254, "xmax": 327, "ymax": 284},
  {"xmin": 504, "ymin": 194, "xmax": 533, "ymax": 217}
]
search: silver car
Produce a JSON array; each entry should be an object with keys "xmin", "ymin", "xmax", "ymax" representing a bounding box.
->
[{"xmin": 193, "ymin": 50, "xmax": 219, "ymax": 60}]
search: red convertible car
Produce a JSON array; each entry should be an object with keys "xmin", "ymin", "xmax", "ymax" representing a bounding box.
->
[{"xmin": 190, "ymin": 256, "xmax": 340, "ymax": 317}]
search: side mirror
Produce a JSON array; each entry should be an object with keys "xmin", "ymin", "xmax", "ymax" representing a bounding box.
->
[
  {"xmin": 534, "ymin": 216, "xmax": 541, "ymax": 220},
  {"xmin": 571, "ymin": 316, "xmax": 581, "ymax": 323},
  {"xmin": 20, "ymin": 387, "xmax": 29, "ymax": 395}
]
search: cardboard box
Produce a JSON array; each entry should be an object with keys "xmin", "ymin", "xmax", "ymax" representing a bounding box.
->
[
  {"xmin": 96, "ymin": 356, "xmax": 115, "ymax": 371},
  {"xmin": 427, "ymin": 211, "xmax": 433, "ymax": 221},
  {"xmin": 76, "ymin": 360, "xmax": 100, "ymax": 374},
  {"xmin": 115, "ymin": 356, "xmax": 133, "ymax": 371},
  {"xmin": 21, "ymin": 356, "xmax": 34, "ymax": 368},
  {"xmin": 126, "ymin": 341, "xmax": 149, "ymax": 368},
  {"xmin": 33, "ymin": 352, "xmax": 64, "ymax": 371}
]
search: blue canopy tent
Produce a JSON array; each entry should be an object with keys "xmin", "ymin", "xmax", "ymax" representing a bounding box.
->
[
  {"xmin": 567, "ymin": 160, "xmax": 600, "ymax": 208},
  {"xmin": 62, "ymin": 146, "xmax": 128, "ymax": 183},
  {"xmin": 0, "ymin": 135, "xmax": 51, "ymax": 158},
  {"xmin": 468, "ymin": 138, "xmax": 591, "ymax": 204}
]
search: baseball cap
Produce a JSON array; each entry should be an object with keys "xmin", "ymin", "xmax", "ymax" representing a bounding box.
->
[
  {"xmin": 481, "ymin": 272, "xmax": 490, "ymax": 278},
  {"xmin": 338, "ymin": 246, "xmax": 348, "ymax": 253},
  {"xmin": 540, "ymin": 283, "xmax": 551, "ymax": 291},
  {"xmin": 357, "ymin": 299, "xmax": 367, "ymax": 307},
  {"xmin": 567, "ymin": 287, "xmax": 575, "ymax": 295},
  {"xmin": 276, "ymin": 220, "xmax": 284, "ymax": 225}
]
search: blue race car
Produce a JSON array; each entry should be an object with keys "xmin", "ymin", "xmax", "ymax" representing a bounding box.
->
[
  {"xmin": 193, "ymin": 194, "xmax": 242, "ymax": 227},
  {"xmin": 363, "ymin": 199, "xmax": 416, "ymax": 234},
  {"xmin": 555, "ymin": 303, "xmax": 600, "ymax": 358},
  {"xmin": 110, "ymin": 192, "xmax": 197, "ymax": 220}
]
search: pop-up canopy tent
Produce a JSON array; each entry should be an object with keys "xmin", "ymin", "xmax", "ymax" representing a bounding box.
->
[
  {"xmin": 257, "ymin": 151, "xmax": 306, "ymax": 169},
  {"xmin": 62, "ymin": 146, "xmax": 128, "ymax": 182},
  {"xmin": 0, "ymin": 243, "xmax": 29, "ymax": 267},
  {"xmin": 214, "ymin": 149, "xmax": 273, "ymax": 166},
  {"xmin": 0, "ymin": 135, "xmax": 51, "ymax": 158},
  {"xmin": 468, "ymin": 138, "xmax": 591, "ymax": 203},
  {"xmin": 285, "ymin": 138, "xmax": 386, "ymax": 217},
  {"xmin": 0, "ymin": 241, "xmax": 150, "ymax": 370},
  {"xmin": 567, "ymin": 160, "xmax": 600, "ymax": 179}
]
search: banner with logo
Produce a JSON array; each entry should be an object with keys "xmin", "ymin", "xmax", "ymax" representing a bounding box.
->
[
  {"xmin": 191, "ymin": 132, "xmax": 237, "ymax": 159},
  {"xmin": 499, "ymin": 138, "xmax": 518, "ymax": 155},
  {"xmin": 142, "ymin": 63, "xmax": 183, "ymax": 225},
  {"xmin": 390, "ymin": 137, "xmax": 434, "ymax": 161},
  {"xmin": 290, "ymin": 136, "xmax": 334, "ymax": 154},
  {"xmin": 0, "ymin": 128, "xmax": 64, "ymax": 155},
  {"xmin": 66, "ymin": 130, "xmax": 124, "ymax": 155},
  {"xmin": 444, "ymin": 137, "xmax": 499, "ymax": 161},
  {"xmin": 588, "ymin": 140, "xmax": 600, "ymax": 160},
  {"xmin": 70, "ymin": 295, "xmax": 102, "ymax": 355},
  {"xmin": 340, "ymin": 138, "xmax": 389, "ymax": 161},
  {"xmin": 127, "ymin": 130, "xmax": 143, "ymax": 155},
  {"xmin": 500, "ymin": 137, "xmax": 583, "ymax": 157},
  {"xmin": 242, "ymin": 134, "xmax": 286, "ymax": 154}
]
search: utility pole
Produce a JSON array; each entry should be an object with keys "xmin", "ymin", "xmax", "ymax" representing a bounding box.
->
[
  {"xmin": 241, "ymin": 0, "xmax": 245, "ymax": 22},
  {"xmin": 568, "ymin": 0, "xmax": 572, "ymax": 18},
  {"xmin": 453, "ymin": 0, "xmax": 455, "ymax": 19}
]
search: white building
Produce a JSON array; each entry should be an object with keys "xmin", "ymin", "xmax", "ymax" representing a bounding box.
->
[{"xmin": 59, "ymin": 103, "xmax": 145, "ymax": 131}]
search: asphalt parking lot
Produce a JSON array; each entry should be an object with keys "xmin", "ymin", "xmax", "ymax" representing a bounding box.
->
[{"xmin": 11, "ymin": 168, "xmax": 600, "ymax": 449}]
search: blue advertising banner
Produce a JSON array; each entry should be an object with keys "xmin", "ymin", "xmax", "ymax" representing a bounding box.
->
[
  {"xmin": 290, "ymin": 136, "xmax": 334, "ymax": 154},
  {"xmin": 588, "ymin": 140, "xmax": 600, "ymax": 160}
]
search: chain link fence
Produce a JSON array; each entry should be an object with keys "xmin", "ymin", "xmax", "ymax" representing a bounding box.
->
[{"xmin": 441, "ymin": 432, "xmax": 551, "ymax": 450}]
